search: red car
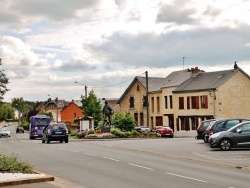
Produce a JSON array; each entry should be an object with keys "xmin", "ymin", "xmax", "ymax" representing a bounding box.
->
[{"xmin": 156, "ymin": 126, "xmax": 174, "ymax": 138}]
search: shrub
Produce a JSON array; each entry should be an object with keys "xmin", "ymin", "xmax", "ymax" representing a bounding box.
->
[
  {"xmin": 0, "ymin": 153, "xmax": 34, "ymax": 173},
  {"xmin": 87, "ymin": 129, "xmax": 95, "ymax": 135},
  {"xmin": 110, "ymin": 128, "xmax": 125, "ymax": 138},
  {"xmin": 124, "ymin": 131, "xmax": 132, "ymax": 138},
  {"xmin": 77, "ymin": 130, "xmax": 87, "ymax": 139},
  {"xmin": 112, "ymin": 113, "xmax": 136, "ymax": 132}
]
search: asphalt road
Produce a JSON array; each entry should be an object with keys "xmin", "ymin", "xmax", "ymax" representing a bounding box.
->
[{"xmin": 0, "ymin": 123, "xmax": 250, "ymax": 188}]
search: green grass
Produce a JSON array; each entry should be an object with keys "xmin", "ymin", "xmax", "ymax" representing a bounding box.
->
[{"xmin": 0, "ymin": 153, "xmax": 34, "ymax": 173}]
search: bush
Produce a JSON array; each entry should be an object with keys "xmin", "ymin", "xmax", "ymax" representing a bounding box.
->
[
  {"xmin": 77, "ymin": 130, "xmax": 87, "ymax": 139},
  {"xmin": 110, "ymin": 128, "xmax": 125, "ymax": 137},
  {"xmin": 112, "ymin": 113, "xmax": 136, "ymax": 132},
  {"xmin": 0, "ymin": 153, "xmax": 34, "ymax": 173},
  {"xmin": 87, "ymin": 129, "xmax": 95, "ymax": 135}
]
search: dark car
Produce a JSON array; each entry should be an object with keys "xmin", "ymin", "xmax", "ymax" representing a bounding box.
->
[
  {"xmin": 204, "ymin": 118, "xmax": 250, "ymax": 143},
  {"xmin": 195, "ymin": 119, "xmax": 216, "ymax": 141},
  {"xmin": 155, "ymin": 126, "xmax": 174, "ymax": 138},
  {"xmin": 209, "ymin": 121, "xmax": 250, "ymax": 150},
  {"xmin": 16, "ymin": 126, "xmax": 24, "ymax": 133},
  {"xmin": 42, "ymin": 123, "xmax": 68, "ymax": 144}
]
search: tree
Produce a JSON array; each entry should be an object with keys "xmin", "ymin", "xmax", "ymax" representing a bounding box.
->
[
  {"xmin": 112, "ymin": 113, "xmax": 136, "ymax": 132},
  {"xmin": 0, "ymin": 58, "xmax": 9, "ymax": 100},
  {"xmin": 11, "ymin": 97, "xmax": 34, "ymax": 125},
  {"xmin": 0, "ymin": 103, "xmax": 15, "ymax": 121},
  {"xmin": 81, "ymin": 90, "xmax": 102, "ymax": 126}
]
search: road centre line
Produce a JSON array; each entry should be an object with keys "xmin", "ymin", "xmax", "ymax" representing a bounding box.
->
[
  {"xmin": 167, "ymin": 172, "xmax": 207, "ymax": 183},
  {"xmin": 128, "ymin": 163, "xmax": 154, "ymax": 171},
  {"xmin": 84, "ymin": 152, "xmax": 98, "ymax": 157},
  {"xmin": 102, "ymin": 157, "xmax": 120, "ymax": 162}
]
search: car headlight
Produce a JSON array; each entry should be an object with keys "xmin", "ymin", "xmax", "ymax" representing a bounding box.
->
[{"xmin": 210, "ymin": 132, "xmax": 221, "ymax": 139}]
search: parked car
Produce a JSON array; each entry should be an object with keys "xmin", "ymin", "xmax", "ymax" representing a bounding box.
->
[
  {"xmin": 42, "ymin": 123, "xmax": 68, "ymax": 143},
  {"xmin": 155, "ymin": 126, "xmax": 174, "ymax": 138},
  {"xmin": 195, "ymin": 119, "xmax": 216, "ymax": 141},
  {"xmin": 16, "ymin": 126, "xmax": 25, "ymax": 133},
  {"xmin": 209, "ymin": 121, "xmax": 250, "ymax": 151},
  {"xmin": 135, "ymin": 126, "xmax": 150, "ymax": 133},
  {"xmin": 204, "ymin": 118, "xmax": 250, "ymax": 143},
  {"xmin": 0, "ymin": 126, "xmax": 11, "ymax": 137}
]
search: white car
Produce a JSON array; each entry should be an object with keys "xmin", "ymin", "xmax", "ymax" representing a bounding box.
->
[{"xmin": 0, "ymin": 126, "xmax": 11, "ymax": 137}]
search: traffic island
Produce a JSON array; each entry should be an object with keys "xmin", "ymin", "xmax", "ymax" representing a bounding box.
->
[{"xmin": 0, "ymin": 170, "xmax": 54, "ymax": 187}]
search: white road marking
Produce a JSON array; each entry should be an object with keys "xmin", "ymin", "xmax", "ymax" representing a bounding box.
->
[
  {"xmin": 167, "ymin": 172, "xmax": 207, "ymax": 183},
  {"xmin": 193, "ymin": 152, "xmax": 219, "ymax": 160},
  {"xmin": 84, "ymin": 153, "xmax": 98, "ymax": 157},
  {"xmin": 102, "ymin": 157, "xmax": 120, "ymax": 162},
  {"xmin": 128, "ymin": 163, "xmax": 154, "ymax": 170}
]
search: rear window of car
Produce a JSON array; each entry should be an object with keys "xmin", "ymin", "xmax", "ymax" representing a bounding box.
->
[
  {"xmin": 215, "ymin": 121, "xmax": 225, "ymax": 128},
  {"xmin": 50, "ymin": 124, "xmax": 66, "ymax": 130}
]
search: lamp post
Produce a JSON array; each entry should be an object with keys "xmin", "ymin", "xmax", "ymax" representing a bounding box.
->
[{"xmin": 75, "ymin": 81, "xmax": 87, "ymax": 98}]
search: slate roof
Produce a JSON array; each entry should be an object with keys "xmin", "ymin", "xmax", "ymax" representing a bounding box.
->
[
  {"xmin": 118, "ymin": 69, "xmax": 191, "ymax": 103},
  {"xmin": 173, "ymin": 68, "xmax": 248, "ymax": 93},
  {"xmin": 161, "ymin": 69, "xmax": 192, "ymax": 88}
]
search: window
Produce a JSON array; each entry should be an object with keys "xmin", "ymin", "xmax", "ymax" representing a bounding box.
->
[
  {"xmin": 169, "ymin": 95, "xmax": 173, "ymax": 109},
  {"xmin": 137, "ymin": 84, "xmax": 140, "ymax": 91},
  {"xmin": 164, "ymin": 96, "xmax": 168, "ymax": 109},
  {"xmin": 129, "ymin": 96, "xmax": 134, "ymax": 108},
  {"xmin": 240, "ymin": 123, "xmax": 250, "ymax": 132},
  {"xmin": 140, "ymin": 113, "xmax": 144, "ymax": 125},
  {"xmin": 187, "ymin": 96, "xmax": 190, "ymax": 109},
  {"xmin": 179, "ymin": 97, "xmax": 184, "ymax": 109},
  {"xmin": 200, "ymin": 95, "xmax": 208, "ymax": 109},
  {"xmin": 157, "ymin": 97, "xmax": 160, "ymax": 112},
  {"xmin": 142, "ymin": 96, "xmax": 147, "ymax": 107},
  {"xmin": 191, "ymin": 96, "xmax": 199, "ymax": 109},
  {"xmin": 225, "ymin": 120, "xmax": 240, "ymax": 129},
  {"xmin": 151, "ymin": 97, "xmax": 154, "ymax": 113}
]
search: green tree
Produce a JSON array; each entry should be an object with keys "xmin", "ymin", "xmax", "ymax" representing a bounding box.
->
[
  {"xmin": 11, "ymin": 97, "xmax": 34, "ymax": 125},
  {"xmin": 112, "ymin": 113, "xmax": 136, "ymax": 132},
  {"xmin": 0, "ymin": 58, "xmax": 9, "ymax": 100},
  {"xmin": 0, "ymin": 103, "xmax": 15, "ymax": 121},
  {"xmin": 81, "ymin": 90, "xmax": 102, "ymax": 126}
]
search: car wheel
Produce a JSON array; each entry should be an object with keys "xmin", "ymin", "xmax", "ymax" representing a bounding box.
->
[
  {"xmin": 65, "ymin": 139, "xmax": 68, "ymax": 143},
  {"xmin": 203, "ymin": 137, "xmax": 208, "ymax": 143},
  {"xmin": 60, "ymin": 140, "xmax": 63, "ymax": 143},
  {"xmin": 220, "ymin": 139, "xmax": 232, "ymax": 151},
  {"xmin": 42, "ymin": 139, "xmax": 45, "ymax": 143}
]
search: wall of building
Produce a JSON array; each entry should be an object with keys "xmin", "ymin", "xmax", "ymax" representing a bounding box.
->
[
  {"xmin": 61, "ymin": 103, "xmax": 84, "ymax": 124},
  {"xmin": 119, "ymin": 80, "xmax": 148, "ymax": 126},
  {"xmin": 216, "ymin": 71, "xmax": 250, "ymax": 118}
]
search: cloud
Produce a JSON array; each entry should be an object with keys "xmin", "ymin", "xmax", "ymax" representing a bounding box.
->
[
  {"xmin": 52, "ymin": 59, "xmax": 97, "ymax": 72},
  {"xmin": 156, "ymin": 3, "xmax": 197, "ymax": 25},
  {"xmin": 0, "ymin": 0, "xmax": 101, "ymax": 28},
  {"xmin": 87, "ymin": 24, "xmax": 250, "ymax": 68}
]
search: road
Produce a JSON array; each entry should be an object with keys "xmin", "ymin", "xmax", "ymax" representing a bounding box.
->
[{"xmin": 0, "ymin": 123, "xmax": 250, "ymax": 188}]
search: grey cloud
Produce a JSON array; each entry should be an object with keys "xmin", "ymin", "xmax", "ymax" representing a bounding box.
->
[
  {"xmin": 53, "ymin": 59, "xmax": 97, "ymax": 72},
  {"xmin": 0, "ymin": 0, "xmax": 100, "ymax": 26},
  {"xmin": 88, "ymin": 24, "xmax": 250, "ymax": 68},
  {"xmin": 203, "ymin": 6, "xmax": 221, "ymax": 17},
  {"xmin": 156, "ymin": 4, "xmax": 197, "ymax": 24}
]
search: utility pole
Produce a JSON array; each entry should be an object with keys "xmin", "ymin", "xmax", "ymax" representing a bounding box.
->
[
  {"xmin": 183, "ymin": 56, "xmax": 193, "ymax": 69},
  {"xmin": 145, "ymin": 71, "xmax": 149, "ymax": 129},
  {"xmin": 75, "ymin": 81, "xmax": 88, "ymax": 98}
]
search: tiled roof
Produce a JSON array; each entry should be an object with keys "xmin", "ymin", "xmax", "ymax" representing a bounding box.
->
[{"xmin": 173, "ymin": 68, "xmax": 241, "ymax": 93}]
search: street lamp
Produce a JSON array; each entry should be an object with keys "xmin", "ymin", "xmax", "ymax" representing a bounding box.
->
[{"xmin": 75, "ymin": 81, "xmax": 87, "ymax": 98}]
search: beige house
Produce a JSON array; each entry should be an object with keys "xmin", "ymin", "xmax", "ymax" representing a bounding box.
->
[
  {"xmin": 118, "ymin": 76, "xmax": 169, "ymax": 127},
  {"xmin": 172, "ymin": 64, "xmax": 250, "ymax": 137},
  {"xmin": 118, "ymin": 63, "xmax": 250, "ymax": 137}
]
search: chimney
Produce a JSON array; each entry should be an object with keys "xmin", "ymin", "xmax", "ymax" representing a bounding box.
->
[{"xmin": 190, "ymin": 67, "xmax": 200, "ymax": 76}]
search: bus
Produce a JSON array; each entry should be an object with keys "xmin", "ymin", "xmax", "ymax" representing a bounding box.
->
[{"xmin": 29, "ymin": 114, "xmax": 51, "ymax": 139}]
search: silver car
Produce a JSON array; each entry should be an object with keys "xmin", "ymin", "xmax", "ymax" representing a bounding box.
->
[{"xmin": 209, "ymin": 121, "xmax": 250, "ymax": 151}]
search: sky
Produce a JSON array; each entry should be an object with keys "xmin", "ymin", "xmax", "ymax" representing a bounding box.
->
[{"xmin": 0, "ymin": 0, "xmax": 250, "ymax": 102}]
